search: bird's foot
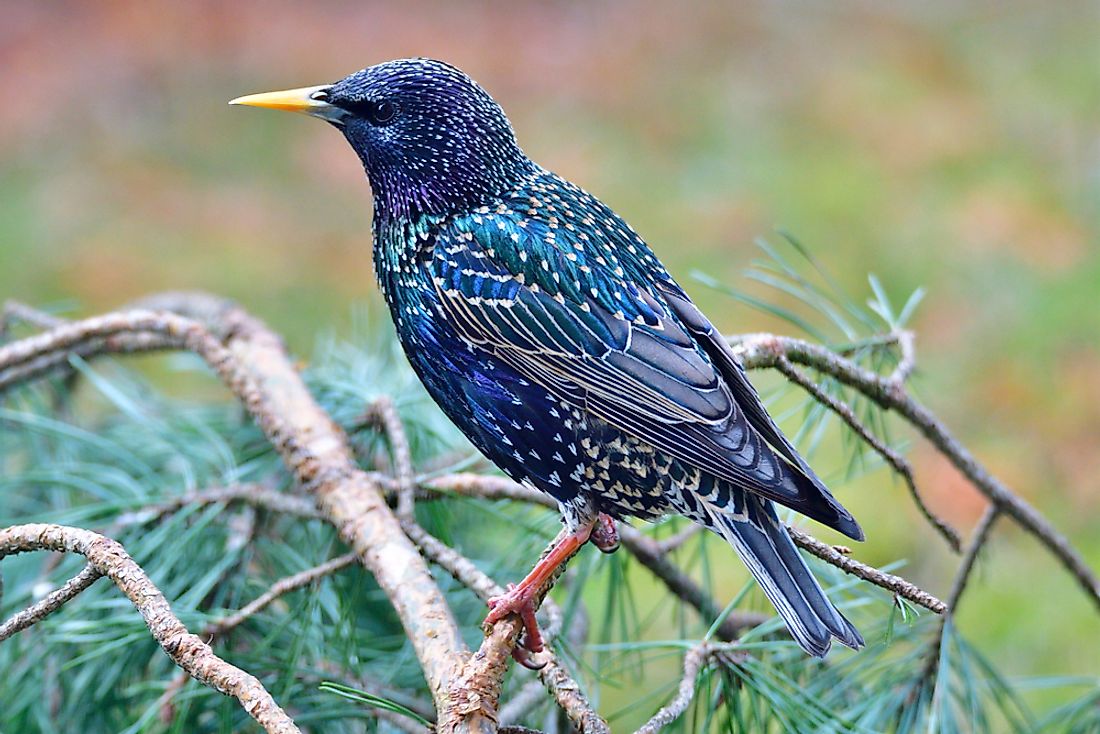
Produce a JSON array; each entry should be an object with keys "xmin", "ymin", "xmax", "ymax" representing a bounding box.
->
[
  {"xmin": 590, "ymin": 513, "xmax": 620, "ymax": 554},
  {"xmin": 486, "ymin": 583, "xmax": 547, "ymax": 669}
]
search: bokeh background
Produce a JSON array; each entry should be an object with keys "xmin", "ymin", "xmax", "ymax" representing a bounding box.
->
[{"xmin": 3, "ymin": 0, "xmax": 1098, "ymax": 719}]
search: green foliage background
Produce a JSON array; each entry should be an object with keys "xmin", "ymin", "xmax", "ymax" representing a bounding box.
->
[{"xmin": 1, "ymin": 1, "xmax": 1098, "ymax": 731}]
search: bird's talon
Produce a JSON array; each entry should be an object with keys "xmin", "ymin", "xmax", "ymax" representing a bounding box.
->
[
  {"xmin": 591, "ymin": 513, "xmax": 620, "ymax": 554},
  {"xmin": 511, "ymin": 645, "xmax": 548, "ymax": 670},
  {"xmin": 485, "ymin": 582, "xmax": 545, "ymax": 654}
]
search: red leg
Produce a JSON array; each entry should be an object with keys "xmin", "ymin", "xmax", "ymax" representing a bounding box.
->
[{"xmin": 485, "ymin": 520, "xmax": 595, "ymax": 664}]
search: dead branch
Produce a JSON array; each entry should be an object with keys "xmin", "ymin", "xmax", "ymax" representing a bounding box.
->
[
  {"xmin": 618, "ymin": 525, "xmax": 770, "ymax": 640},
  {"xmin": 785, "ymin": 525, "xmax": 946, "ymax": 613},
  {"xmin": 1, "ymin": 300, "xmax": 67, "ymax": 334},
  {"xmin": 4, "ymin": 293, "xmax": 1095, "ymax": 733},
  {"xmin": 158, "ymin": 552, "xmax": 360, "ymax": 720},
  {"xmin": 0, "ymin": 563, "xmax": 102, "ymax": 642},
  {"xmin": 362, "ymin": 396, "xmax": 416, "ymax": 520},
  {"xmin": 943, "ymin": 507, "xmax": 999, "ymax": 614},
  {"xmin": 111, "ymin": 484, "xmax": 322, "ymax": 529},
  {"xmin": 633, "ymin": 642, "xmax": 712, "ymax": 734},
  {"xmin": 0, "ymin": 300, "xmax": 471, "ymax": 723},
  {"xmin": 733, "ymin": 333, "xmax": 1100, "ymax": 612},
  {"xmin": 422, "ymin": 472, "xmax": 932, "ymax": 629},
  {"xmin": 403, "ymin": 518, "xmax": 607, "ymax": 733},
  {"xmin": 0, "ymin": 523, "xmax": 300, "ymax": 734},
  {"xmin": 205, "ymin": 552, "xmax": 359, "ymax": 639},
  {"xmin": 654, "ymin": 524, "xmax": 703, "ymax": 554},
  {"xmin": 771, "ymin": 354, "xmax": 961, "ymax": 551},
  {"xmin": 498, "ymin": 680, "xmax": 549, "ymax": 728}
]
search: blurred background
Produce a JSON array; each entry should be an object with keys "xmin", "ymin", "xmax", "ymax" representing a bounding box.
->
[{"xmin": 2, "ymin": 0, "xmax": 1097, "ymax": 718}]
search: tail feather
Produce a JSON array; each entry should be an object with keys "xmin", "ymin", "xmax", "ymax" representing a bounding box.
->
[{"xmin": 708, "ymin": 494, "xmax": 864, "ymax": 657}]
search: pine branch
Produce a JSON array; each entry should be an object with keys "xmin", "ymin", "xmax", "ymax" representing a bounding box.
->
[
  {"xmin": 0, "ymin": 524, "xmax": 299, "ymax": 734},
  {"xmin": 785, "ymin": 525, "xmax": 945, "ymax": 613},
  {"xmin": 771, "ymin": 354, "xmax": 961, "ymax": 551},
  {"xmin": 0, "ymin": 299, "xmax": 470, "ymax": 722},
  {"xmin": 733, "ymin": 333, "xmax": 1100, "ymax": 611},
  {"xmin": 0, "ymin": 563, "xmax": 102, "ymax": 641}
]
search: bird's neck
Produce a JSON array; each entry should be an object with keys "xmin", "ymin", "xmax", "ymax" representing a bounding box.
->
[{"xmin": 367, "ymin": 155, "xmax": 537, "ymax": 224}]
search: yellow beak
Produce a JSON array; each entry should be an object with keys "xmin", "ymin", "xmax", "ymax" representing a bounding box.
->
[{"xmin": 230, "ymin": 84, "xmax": 346, "ymax": 123}]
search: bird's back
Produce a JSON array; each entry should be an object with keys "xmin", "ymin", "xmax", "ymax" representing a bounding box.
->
[{"xmin": 373, "ymin": 167, "xmax": 860, "ymax": 541}]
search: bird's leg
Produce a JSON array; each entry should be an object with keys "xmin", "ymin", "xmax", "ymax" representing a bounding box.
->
[
  {"xmin": 485, "ymin": 517, "xmax": 598, "ymax": 666},
  {"xmin": 590, "ymin": 513, "xmax": 620, "ymax": 553}
]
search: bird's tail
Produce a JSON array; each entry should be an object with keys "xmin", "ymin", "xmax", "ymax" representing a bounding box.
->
[{"xmin": 708, "ymin": 495, "xmax": 863, "ymax": 657}]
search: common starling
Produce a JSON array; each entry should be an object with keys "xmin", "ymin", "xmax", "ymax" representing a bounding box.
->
[{"xmin": 232, "ymin": 58, "xmax": 864, "ymax": 658}]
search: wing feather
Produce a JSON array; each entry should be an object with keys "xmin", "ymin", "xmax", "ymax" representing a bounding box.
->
[{"xmin": 426, "ymin": 214, "xmax": 862, "ymax": 539}]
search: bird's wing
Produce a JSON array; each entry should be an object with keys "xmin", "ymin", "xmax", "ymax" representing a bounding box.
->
[{"xmin": 425, "ymin": 211, "xmax": 860, "ymax": 537}]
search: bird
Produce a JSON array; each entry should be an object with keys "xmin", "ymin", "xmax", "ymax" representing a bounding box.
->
[{"xmin": 231, "ymin": 58, "xmax": 864, "ymax": 660}]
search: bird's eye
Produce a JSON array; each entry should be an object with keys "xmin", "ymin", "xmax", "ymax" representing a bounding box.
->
[{"xmin": 370, "ymin": 100, "xmax": 398, "ymax": 125}]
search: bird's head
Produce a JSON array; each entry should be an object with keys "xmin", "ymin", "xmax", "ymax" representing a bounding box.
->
[{"xmin": 232, "ymin": 58, "xmax": 532, "ymax": 220}]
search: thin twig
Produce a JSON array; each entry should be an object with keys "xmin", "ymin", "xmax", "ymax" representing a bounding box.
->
[
  {"xmin": 1, "ymin": 300, "xmax": 67, "ymax": 335},
  {"xmin": 205, "ymin": 552, "xmax": 359, "ymax": 638},
  {"xmin": 618, "ymin": 525, "xmax": 770, "ymax": 640},
  {"xmin": 944, "ymin": 507, "xmax": 999, "ymax": 614},
  {"xmin": 654, "ymin": 524, "xmax": 704, "ymax": 555},
  {"xmin": 420, "ymin": 472, "xmax": 771, "ymax": 638},
  {"xmin": 110, "ymin": 483, "xmax": 322, "ymax": 529},
  {"xmin": 771, "ymin": 354, "xmax": 961, "ymax": 551},
  {"xmin": 633, "ymin": 642, "xmax": 712, "ymax": 734},
  {"xmin": 362, "ymin": 396, "xmax": 416, "ymax": 520},
  {"xmin": 733, "ymin": 333, "xmax": 1100, "ymax": 611},
  {"xmin": 498, "ymin": 679, "xmax": 550, "ymax": 727},
  {"xmin": 785, "ymin": 524, "xmax": 946, "ymax": 613},
  {"xmin": 158, "ymin": 552, "xmax": 359, "ymax": 725},
  {"xmin": 0, "ymin": 563, "xmax": 103, "ymax": 641},
  {"xmin": 0, "ymin": 523, "xmax": 300, "ymax": 734},
  {"xmin": 917, "ymin": 506, "xmax": 1000, "ymax": 693}
]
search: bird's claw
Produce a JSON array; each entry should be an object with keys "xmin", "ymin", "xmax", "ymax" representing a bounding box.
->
[
  {"xmin": 590, "ymin": 513, "xmax": 620, "ymax": 554},
  {"xmin": 486, "ymin": 582, "xmax": 547, "ymax": 668}
]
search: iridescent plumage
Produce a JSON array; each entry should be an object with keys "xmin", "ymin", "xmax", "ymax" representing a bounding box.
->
[{"xmin": 237, "ymin": 58, "xmax": 865, "ymax": 657}]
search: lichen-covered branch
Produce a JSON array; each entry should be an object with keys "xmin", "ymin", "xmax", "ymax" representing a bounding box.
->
[{"xmin": 0, "ymin": 523, "xmax": 300, "ymax": 734}]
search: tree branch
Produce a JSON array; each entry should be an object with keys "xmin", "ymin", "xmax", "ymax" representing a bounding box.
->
[
  {"xmin": 0, "ymin": 299, "xmax": 471, "ymax": 722},
  {"xmin": 733, "ymin": 333, "xmax": 1100, "ymax": 611},
  {"xmin": 0, "ymin": 523, "xmax": 300, "ymax": 734},
  {"xmin": 204, "ymin": 552, "xmax": 359, "ymax": 639},
  {"xmin": 770, "ymin": 354, "xmax": 961, "ymax": 551},
  {"xmin": 405, "ymin": 518, "xmax": 607, "ymax": 734},
  {"xmin": 0, "ymin": 563, "xmax": 102, "ymax": 642},
  {"xmin": 785, "ymin": 525, "xmax": 946, "ymax": 613},
  {"xmin": 362, "ymin": 396, "xmax": 416, "ymax": 520},
  {"xmin": 633, "ymin": 642, "xmax": 712, "ymax": 734},
  {"xmin": 918, "ymin": 505, "xmax": 1001, "ymax": 688},
  {"xmin": 110, "ymin": 483, "xmax": 323, "ymax": 530}
]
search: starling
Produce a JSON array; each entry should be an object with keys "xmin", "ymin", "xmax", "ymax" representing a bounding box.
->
[{"xmin": 232, "ymin": 58, "xmax": 864, "ymax": 658}]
